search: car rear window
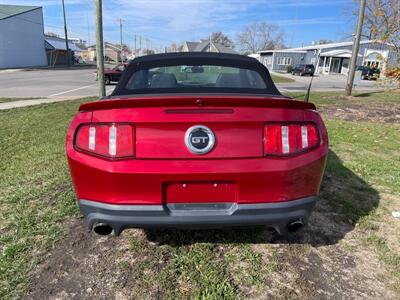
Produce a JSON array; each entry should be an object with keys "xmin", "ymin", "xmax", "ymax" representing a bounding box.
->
[
  {"xmin": 111, "ymin": 54, "xmax": 282, "ymax": 96},
  {"xmin": 124, "ymin": 65, "xmax": 267, "ymax": 91}
]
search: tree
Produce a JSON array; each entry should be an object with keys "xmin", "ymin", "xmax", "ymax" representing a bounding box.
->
[
  {"xmin": 143, "ymin": 49, "xmax": 155, "ymax": 55},
  {"xmin": 210, "ymin": 32, "xmax": 234, "ymax": 48},
  {"xmin": 169, "ymin": 43, "xmax": 178, "ymax": 52},
  {"xmin": 236, "ymin": 22, "xmax": 285, "ymax": 54},
  {"xmin": 46, "ymin": 32, "xmax": 60, "ymax": 38},
  {"xmin": 360, "ymin": 0, "xmax": 400, "ymax": 54},
  {"xmin": 317, "ymin": 39, "xmax": 333, "ymax": 45}
]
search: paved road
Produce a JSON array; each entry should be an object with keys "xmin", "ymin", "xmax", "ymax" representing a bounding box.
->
[
  {"xmin": 271, "ymin": 71, "xmax": 380, "ymax": 92},
  {"xmin": 0, "ymin": 68, "xmax": 115, "ymax": 98},
  {"xmin": 0, "ymin": 68, "xmax": 382, "ymax": 99}
]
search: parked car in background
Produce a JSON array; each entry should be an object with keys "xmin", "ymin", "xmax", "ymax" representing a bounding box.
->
[
  {"xmin": 357, "ymin": 66, "xmax": 380, "ymax": 80},
  {"xmin": 67, "ymin": 52, "xmax": 328, "ymax": 237},
  {"xmin": 95, "ymin": 63, "xmax": 128, "ymax": 84},
  {"xmin": 292, "ymin": 64, "xmax": 315, "ymax": 76}
]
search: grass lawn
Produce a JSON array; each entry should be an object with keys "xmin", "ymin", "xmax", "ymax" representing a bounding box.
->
[
  {"xmin": 0, "ymin": 98, "xmax": 94, "ymax": 298},
  {"xmin": 0, "ymin": 92, "xmax": 399, "ymax": 299},
  {"xmin": 0, "ymin": 97, "xmax": 43, "ymax": 104},
  {"xmin": 287, "ymin": 90, "xmax": 400, "ymax": 105},
  {"xmin": 271, "ymin": 74, "xmax": 295, "ymax": 83}
]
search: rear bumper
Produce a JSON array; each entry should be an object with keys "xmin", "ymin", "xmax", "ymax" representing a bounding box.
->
[{"xmin": 79, "ymin": 196, "xmax": 317, "ymax": 235}]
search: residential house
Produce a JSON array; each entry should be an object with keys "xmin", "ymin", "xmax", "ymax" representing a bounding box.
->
[
  {"xmin": 83, "ymin": 42, "xmax": 122, "ymax": 62},
  {"xmin": 0, "ymin": 4, "xmax": 47, "ymax": 68},
  {"xmin": 182, "ymin": 40, "xmax": 237, "ymax": 54},
  {"xmin": 45, "ymin": 35, "xmax": 81, "ymax": 66},
  {"xmin": 257, "ymin": 40, "xmax": 398, "ymax": 76}
]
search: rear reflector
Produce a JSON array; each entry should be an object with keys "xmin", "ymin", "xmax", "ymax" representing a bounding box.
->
[
  {"xmin": 264, "ymin": 123, "xmax": 320, "ymax": 156},
  {"xmin": 75, "ymin": 123, "xmax": 134, "ymax": 159}
]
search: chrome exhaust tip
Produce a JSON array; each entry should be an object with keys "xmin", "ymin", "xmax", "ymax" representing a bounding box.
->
[
  {"xmin": 93, "ymin": 223, "xmax": 113, "ymax": 236},
  {"xmin": 286, "ymin": 219, "xmax": 304, "ymax": 233}
]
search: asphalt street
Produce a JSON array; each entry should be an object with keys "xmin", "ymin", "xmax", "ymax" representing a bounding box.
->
[
  {"xmin": 0, "ymin": 67, "xmax": 380, "ymax": 99},
  {"xmin": 0, "ymin": 68, "xmax": 115, "ymax": 98}
]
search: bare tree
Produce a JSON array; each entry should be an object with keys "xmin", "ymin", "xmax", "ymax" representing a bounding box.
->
[
  {"xmin": 360, "ymin": 0, "xmax": 400, "ymax": 54},
  {"xmin": 210, "ymin": 32, "xmax": 234, "ymax": 48},
  {"xmin": 236, "ymin": 22, "xmax": 285, "ymax": 54},
  {"xmin": 317, "ymin": 39, "xmax": 334, "ymax": 45},
  {"xmin": 46, "ymin": 32, "xmax": 60, "ymax": 38}
]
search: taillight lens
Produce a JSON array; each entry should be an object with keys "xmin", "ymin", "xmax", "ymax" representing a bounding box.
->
[
  {"xmin": 75, "ymin": 123, "xmax": 134, "ymax": 159},
  {"xmin": 264, "ymin": 123, "xmax": 320, "ymax": 156}
]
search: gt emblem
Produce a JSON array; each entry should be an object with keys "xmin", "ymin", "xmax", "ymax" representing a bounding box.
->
[
  {"xmin": 185, "ymin": 125, "xmax": 215, "ymax": 155},
  {"xmin": 192, "ymin": 137, "xmax": 208, "ymax": 144}
]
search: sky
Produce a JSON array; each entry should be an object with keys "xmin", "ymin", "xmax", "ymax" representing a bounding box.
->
[{"xmin": 1, "ymin": 0, "xmax": 357, "ymax": 50}]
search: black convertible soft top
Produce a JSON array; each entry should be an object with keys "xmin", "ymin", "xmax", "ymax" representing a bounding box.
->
[{"xmin": 112, "ymin": 52, "xmax": 281, "ymax": 96}]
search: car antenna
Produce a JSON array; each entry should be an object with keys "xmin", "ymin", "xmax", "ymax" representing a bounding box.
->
[
  {"xmin": 304, "ymin": 53, "xmax": 319, "ymax": 102},
  {"xmin": 304, "ymin": 73, "xmax": 314, "ymax": 102}
]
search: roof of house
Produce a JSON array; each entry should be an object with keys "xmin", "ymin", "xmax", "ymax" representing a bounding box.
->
[
  {"xmin": 258, "ymin": 49, "xmax": 307, "ymax": 55},
  {"xmin": 258, "ymin": 40, "xmax": 384, "ymax": 54},
  {"xmin": 184, "ymin": 41, "xmax": 237, "ymax": 54},
  {"xmin": 0, "ymin": 4, "xmax": 40, "ymax": 20},
  {"xmin": 45, "ymin": 36, "xmax": 81, "ymax": 52},
  {"xmin": 321, "ymin": 49, "xmax": 362, "ymax": 58},
  {"xmin": 185, "ymin": 41, "xmax": 199, "ymax": 51},
  {"xmin": 87, "ymin": 42, "xmax": 121, "ymax": 51}
]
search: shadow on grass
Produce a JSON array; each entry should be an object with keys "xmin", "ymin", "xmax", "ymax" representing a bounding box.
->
[
  {"xmin": 144, "ymin": 150, "xmax": 379, "ymax": 246},
  {"xmin": 352, "ymin": 91, "xmax": 383, "ymax": 98}
]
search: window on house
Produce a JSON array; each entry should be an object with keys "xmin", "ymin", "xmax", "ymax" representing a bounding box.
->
[{"xmin": 277, "ymin": 57, "xmax": 292, "ymax": 65}]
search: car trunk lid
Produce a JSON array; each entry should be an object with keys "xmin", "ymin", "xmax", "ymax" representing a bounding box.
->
[{"xmin": 86, "ymin": 95, "xmax": 315, "ymax": 159}]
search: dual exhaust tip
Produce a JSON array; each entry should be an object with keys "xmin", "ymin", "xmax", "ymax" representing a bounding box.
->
[
  {"xmin": 92, "ymin": 219, "xmax": 304, "ymax": 236},
  {"xmin": 93, "ymin": 222, "xmax": 113, "ymax": 236}
]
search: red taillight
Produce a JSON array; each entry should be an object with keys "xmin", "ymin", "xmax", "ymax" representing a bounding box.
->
[
  {"xmin": 75, "ymin": 123, "xmax": 134, "ymax": 159},
  {"xmin": 264, "ymin": 123, "xmax": 320, "ymax": 156}
]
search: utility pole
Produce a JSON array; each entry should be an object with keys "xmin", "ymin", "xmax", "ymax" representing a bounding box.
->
[
  {"xmin": 95, "ymin": 0, "xmax": 105, "ymax": 97},
  {"xmin": 134, "ymin": 35, "xmax": 137, "ymax": 55},
  {"xmin": 118, "ymin": 18, "xmax": 123, "ymax": 62},
  {"xmin": 61, "ymin": 0, "xmax": 70, "ymax": 65},
  {"xmin": 345, "ymin": 0, "xmax": 366, "ymax": 96}
]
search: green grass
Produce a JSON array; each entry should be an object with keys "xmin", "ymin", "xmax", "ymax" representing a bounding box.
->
[
  {"xmin": 323, "ymin": 117, "xmax": 399, "ymax": 290},
  {"xmin": 271, "ymin": 74, "xmax": 295, "ymax": 83},
  {"xmin": 0, "ymin": 97, "xmax": 95, "ymax": 299},
  {"xmin": 364, "ymin": 234, "xmax": 400, "ymax": 290},
  {"xmin": 0, "ymin": 97, "xmax": 43, "ymax": 104},
  {"xmin": 0, "ymin": 92, "xmax": 399, "ymax": 298},
  {"xmin": 287, "ymin": 90, "xmax": 400, "ymax": 106},
  {"xmin": 327, "ymin": 120, "xmax": 399, "ymax": 194}
]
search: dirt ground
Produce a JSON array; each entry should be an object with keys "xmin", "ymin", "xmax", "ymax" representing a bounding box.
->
[
  {"xmin": 24, "ymin": 198, "xmax": 398, "ymax": 300},
  {"xmin": 23, "ymin": 101, "xmax": 400, "ymax": 300},
  {"xmin": 317, "ymin": 97, "xmax": 400, "ymax": 124}
]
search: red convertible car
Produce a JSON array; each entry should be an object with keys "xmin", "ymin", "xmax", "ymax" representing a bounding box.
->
[
  {"xmin": 97, "ymin": 63, "xmax": 128, "ymax": 85},
  {"xmin": 66, "ymin": 52, "xmax": 328, "ymax": 236}
]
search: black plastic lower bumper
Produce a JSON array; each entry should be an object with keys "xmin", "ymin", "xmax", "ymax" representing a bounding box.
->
[{"xmin": 79, "ymin": 196, "xmax": 317, "ymax": 236}]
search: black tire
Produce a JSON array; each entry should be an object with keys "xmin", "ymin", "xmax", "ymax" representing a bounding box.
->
[
  {"xmin": 105, "ymin": 76, "xmax": 111, "ymax": 85},
  {"xmin": 292, "ymin": 72, "xmax": 295, "ymax": 75}
]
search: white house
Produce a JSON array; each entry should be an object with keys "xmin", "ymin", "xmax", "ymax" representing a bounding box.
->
[
  {"xmin": 0, "ymin": 4, "xmax": 47, "ymax": 68},
  {"xmin": 258, "ymin": 40, "xmax": 398, "ymax": 76}
]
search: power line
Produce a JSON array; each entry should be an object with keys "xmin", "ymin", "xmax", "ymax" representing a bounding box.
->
[{"xmin": 0, "ymin": 8, "xmax": 85, "ymax": 37}]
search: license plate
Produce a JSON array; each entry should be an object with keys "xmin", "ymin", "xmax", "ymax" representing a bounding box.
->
[{"xmin": 164, "ymin": 182, "xmax": 237, "ymax": 204}]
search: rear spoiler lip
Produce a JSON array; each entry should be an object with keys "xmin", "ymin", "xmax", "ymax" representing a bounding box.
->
[{"xmin": 79, "ymin": 95, "xmax": 316, "ymax": 112}]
